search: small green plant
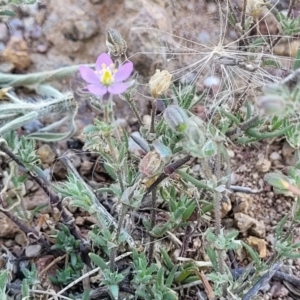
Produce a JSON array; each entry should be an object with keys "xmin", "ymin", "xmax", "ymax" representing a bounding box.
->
[{"xmin": 50, "ymin": 225, "xmax": 84, "ymax": 285}]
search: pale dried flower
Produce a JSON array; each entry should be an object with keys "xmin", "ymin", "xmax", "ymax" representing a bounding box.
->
[
  {"xmin": 246, "ymin": 0, "xmax": 265, "ymax": 18},
  {"xmin": 149, "ymin": 69, "xmax": 172, "ymax": 98}
]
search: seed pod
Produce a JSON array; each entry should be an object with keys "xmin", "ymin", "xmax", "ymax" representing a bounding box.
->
[
  {"xmin": 106, "ymin": 28, "xmax": 127, "ymax": 57},
  {"xmin": 257, "ymin": 95, "xmax": 286, "ymax": 116},
  {"xmin": 163, "ymin": 105, "xmax": 188, "ymax": 132}
]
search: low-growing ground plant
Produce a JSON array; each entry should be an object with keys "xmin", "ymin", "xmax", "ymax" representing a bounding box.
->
[{"xmin": 1, "ymin": 0, "xmax": 300, "ymax": 299}]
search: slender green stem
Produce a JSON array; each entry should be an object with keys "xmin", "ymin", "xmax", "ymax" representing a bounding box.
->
[
  {"xmin": 103, "ymin": 104, "xmax": 125, "ymax": 193},
  {"xmin": 214, "ymin": 143, "xmax": 222, "ymax": 237},
  {"xmin": 147, "ymin": 187, "xmax": 157, "ymax": 264},
  {"xmin": 219, "ymin": 108, "xmax": 240, "ymax": 125},
  {"xmin": 126, "ymin": 95, "xmax": 144, "ymax": 126},
  {"xmin": 176, "ymin": 170, "xmax": 214, "ymax": 192},
  {"xmin": 215, "ymin": 142, "xmax": 225, "ymax": 297},
  {"xmin": 241, "ymin": 0, "xmax": 247, "ymax": 31},
  {"xmin": 110, "ymin": 204, "xmax": 128, "ymax": 272},
  {"xmin": 103, "ymin": 100, "xmax": 128, "ymax": 270},
  {"xmin": 245, "ymin": 125, "xmax": 293, "ymax": 139}
]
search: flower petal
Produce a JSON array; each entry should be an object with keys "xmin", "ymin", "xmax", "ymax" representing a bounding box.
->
[
  {"xmin": 114, "ymin": 62, "xmax": 133, "ymax": 82},
  {"xmin": 87, "ymin": 84, "xmax": 108, "ymax": 95},
  {"xmin": 108, "ymin": 83, "xmax": 129, "ymax": 94},
  {"xmin": 95, "ymin": 53, "xmax": 113, "ymax": 70},
  {"xmin": 79, "ymin": 66, "xmax": 99, "ymax": 83}
]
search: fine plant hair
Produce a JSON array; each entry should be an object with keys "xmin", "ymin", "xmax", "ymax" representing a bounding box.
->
[
  {"xmin": 130, "ymin": 0, "xmax": 295, "ymax": 115},
  {"xmin": 0, "ymin": 89, "xmax": 78, "ymax": 141},
  {"xmin": 2, "ymin": 1, "xmax": 300, "ymax": 300}
]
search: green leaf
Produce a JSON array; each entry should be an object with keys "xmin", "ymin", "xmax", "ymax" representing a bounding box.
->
[
  {"xmin": 103, "ymin": 162, "xmax": 117, "ymax": 180},
  {"xmin": 0, "ymin": 10, "xmax": 15, "ymax": 16},
  {"xmin": 227, "ymin": 14, "xmax": 236, "ymax": 26},
  {"xmin": 21, "ymin": 279, "xmax": 29, "ymax": 298},
  {"xmin": 166, "ymin": 265, "xmax": 178, "ymax": 287},
  {"xmin": 241, "ymin": 241, "xmax": 262, "ymax": 270},
  {"xmin": 206, "ymin": 246, "xmax": 218, "ymax": 271},
  {"xmin": 109, "ymin": 284, "xmax": 119, "ymax": 300},
  {"xmin": 262, "ymin": 59, "xmax": 281, "ymax": 68},
  {"xmin": 160, "ymin": 248, "xmax": 175, "ymax": 271},
  {"xmin": 175, "ymin": 266, "xmax": 198, "ymax": 283},
  {"xmin": 70, "ymin": 253, "xmax": 77, "ymax": 266},
  {"xmin": 264, "ymin": 172, "xmax": 290, "ymax": 193},
  {"xmin": 293, "ymin": 47, "xmax": 300, "ymax": 70},
  {"xmin": 177, "ymin": 170, "xmax": 214, "ymax": 192},
  {"xmin": 83, "ymin": 289, "xmax": 90, "ymax": 300},
  {"xmin": 0, "ymin": 270, "xmax": 9, "ymax": 291},
  {"xmin": 182, "ymin": 200, "xmax": 196, "ymax": 221},
  {"xmin": 250, "ymin": 37, "xmax": 265, "ymax": 47},
  {"xmin": 89, "ymin": 253, "xmax": 108, "ymax": 270}
]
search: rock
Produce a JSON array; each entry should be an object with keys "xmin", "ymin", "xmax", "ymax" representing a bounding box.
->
[
  {"xmin": 75, "ymin": 216, "xmax": 85, "ymax": 225},
  {"xmin": 245, "ymin": 236, "xmax": 267, "ymax": 258},
  {"xmin": 274, "ymin": 39, "xmax": 300, "ymax": 58},
  {"xmin": 127, "ymin": 0, "xmax": 171, "ymax": 78},
  {"xmin": 15, "ymin": 233, "xmax": 27, "ymax": 246},
  {"xmin": 255, "ymin": 154, "xmax": 271, "ymax": 173},
  {"xmin": 234, "ymin": 212, "xmax": 266, "ymax": 238},
  {"xmin": 270, "ymin": 282, "xmax": 289, "ymax": 298},
  {"xmin": 85, "ymin": 216, "xmax": 97, "ymax": 224},
  {"xmin": 37, "ymin": 144, "xmax": 56, "ymax": 165},
  {"xmin": 0, "ymin": 23, "xmax": 9, "ymax": 42},
  {"xmin": 1, "ymin": 36, "xmax": 31, "ymax": 70},
  {"xmin": 221, "ymin": 195, "xmax": 232, "ymax": 218},
  {"xmin": 227, "ymin": 149, "xmax": 235, "ymax": 158},
  {"xmin": 23, "ymin": 188, "xmax": 51, "ymax": 211},
  {"xmin": 232, "ymin": 193, "xmax": 253, "ymax": 214},
  {"xmin": 266, "ymin": 233, "xmax": 276, "ymax": 247},
  {"xmin": 25, "ymin": 244, "xmax": 42, "ymax": 258},
  {"xmin": 43, "ymin": 0, "xmax": 101, "ymax": 56},
  {"xmin": 0, "ymin": 213, "xmax": 20, "ymax": 238},
  {"xmin": 0, "ymin": 61, "xmax": 14, "ymax": 73},
  {"xmin": 282, "ymin": 141, "xmax": 296, "ymax": 166},
  {"xmin": 80, "ymin": 160, "xmax": 94, "ymax": 176},
  {"xmin": 269, "ymin": 152, "xmax": 281, "ymax": 161},
  {"xmin": 52, "ymin": 159, "xmax": 67, "ymax": 180}
]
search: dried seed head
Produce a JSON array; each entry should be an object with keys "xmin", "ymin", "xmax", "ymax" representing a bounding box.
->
[
  {"xmin": 106, "ymin": 28, "xmax": 127, "ymax": 57},
  {"xmin": 149, "ymin": 69, "xmax": 172, "ymax": 98},
  {"xmin": 246, "ymin": 0, "xmax": 265, "ymax": 18}
]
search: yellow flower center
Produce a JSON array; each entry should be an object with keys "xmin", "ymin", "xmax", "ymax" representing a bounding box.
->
[{"xmin": 97, "ymin": 63, "xmax": 117, "ymax": 87}]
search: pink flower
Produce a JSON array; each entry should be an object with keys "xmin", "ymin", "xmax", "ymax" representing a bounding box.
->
[{"xmin": 79, "ymin": 53, "xmax": 133, "ymax": 96}]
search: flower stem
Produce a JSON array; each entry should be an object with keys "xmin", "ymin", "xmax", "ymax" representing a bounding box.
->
[
  {"xmin": 147, "ymin": 187, "xmax": 157, "ymax": 264},
  {"xmin": 215, "ymin": 142, "xmax": 226, "ymax": 295},
  {"xmin": 126, "ymin": 95, "xmax": 144, "ymax": 126},
  {"xmin": 150, "ymin": 98, "xmax": 157, "ymax": 134}
]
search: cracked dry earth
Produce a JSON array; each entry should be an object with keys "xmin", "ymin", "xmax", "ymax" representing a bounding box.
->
[{"xmin": 1, "ymin": 0, "xmax": 300, "ymax": 299}]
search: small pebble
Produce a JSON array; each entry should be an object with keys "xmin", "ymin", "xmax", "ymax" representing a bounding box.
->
[
  {"xmin": 25, "ymin": 244, "xmax": 42, "ymax": 258},
  {"xmin": 15, "ymin": 233, "xmax": 26, "ymax": 246},
  {"xmin": 0, "ymin": 23, "xmax": 9, "ymax": 42},
  {"xmin": 270, "ymin": 151, "xmax": 281, "ymax": 160}
]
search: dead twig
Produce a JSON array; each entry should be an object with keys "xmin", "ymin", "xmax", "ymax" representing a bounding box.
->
[{"xmin": 241, "ymin": 263, "xmax": 282, "ymax": 300}]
